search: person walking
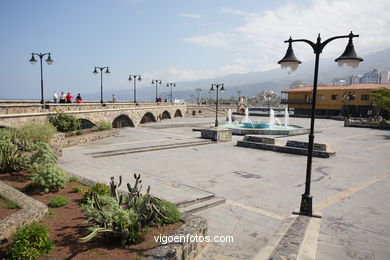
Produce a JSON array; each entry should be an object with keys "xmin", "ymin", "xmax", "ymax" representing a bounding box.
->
[
  {"xmin": 66, "ymin": 92, "xmax": 73, "ymax": 103},
  {"xmin": 75, "ymin": 93, "xmax": 83, "ymax": 104},
  {"xmin": 59, "ymin": 91, "xmax": 66, "ymax": 103},
  {"xmin": 53, "ymin": 91, "xmax": 58, "ymax": 104},
  {"xmin": 112, "ymin": 93, "xmax": 116, "ymax": 103}
]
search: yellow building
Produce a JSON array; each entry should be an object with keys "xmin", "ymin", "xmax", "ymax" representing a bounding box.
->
[{"xmin": 281, "ymin": 83, "xmax": 390, "ymax": 117}]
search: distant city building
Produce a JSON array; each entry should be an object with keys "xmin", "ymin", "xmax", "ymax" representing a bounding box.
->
[
  {"xmin": 359, "ymin": 69, "xmax": 379, "ymax": 84},
  {"xmin": 379, "ymin": 70, "xmax": 390, "ymax": 84},
  {"xmin": 332, "ymin": 78, "xmax": 347, "ymax": 86},
  {"xmin": 346, "ymin": 74, "xmax": 362, "ymax": 85},
  {"xmin": 289, "ymin": 80, "xmax": 306, "ymax": 89}
]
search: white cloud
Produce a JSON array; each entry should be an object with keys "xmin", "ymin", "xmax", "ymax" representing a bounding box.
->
[
  {"xmin": 184, "ymin": 32, "xmax": 232, "ymax": 48},
  {"xmin": 183, "ymin": 0, "xmax": 390, "ymax": 78},
  {"xmin": 179, "ymin": 13, "xmax": 202, "ymax": 19}
]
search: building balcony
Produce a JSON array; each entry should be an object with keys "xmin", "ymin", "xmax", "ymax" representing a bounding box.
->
[{"xmin": 281, "ymin": 98, "xmax": 312, "ymax": 104}]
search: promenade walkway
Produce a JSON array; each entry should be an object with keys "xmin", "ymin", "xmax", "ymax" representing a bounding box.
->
[{"xmin": 58, "ymin": 116, "xmax": 390, "ymax": 259}]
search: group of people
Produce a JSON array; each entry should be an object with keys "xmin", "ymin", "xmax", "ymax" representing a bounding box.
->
[{"xmin": 53, "ymin": 91, "xmax": 83, "ymax": 104}]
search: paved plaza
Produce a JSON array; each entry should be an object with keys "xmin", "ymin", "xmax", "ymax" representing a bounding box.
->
[{"xmin": 58, "ymin": 116, "xmax": 390, "ymax": 260}]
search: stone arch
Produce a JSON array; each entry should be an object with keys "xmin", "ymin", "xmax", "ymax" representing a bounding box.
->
[
  {"xmin": 78, "ymin": 118, "xmax": 95, "ymax": 130},
  {"xmin": 140, "ymin": 112, "xmax": 156, "ymax": 124},
  {"xmin": 161, "ymin": 110, "xmax": 171, "ymax": 120},
  {"xmin": 113, "ymin": 114, "xmax": 134, "ymax": 128},
  {"xmin": 174, "ymin": 109, "xmax": 183, "ymax": 117}
]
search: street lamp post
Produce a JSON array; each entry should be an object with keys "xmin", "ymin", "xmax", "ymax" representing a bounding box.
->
[
  {"xmin": 196, "ymin": 88, "xmax": 202, "ymax": 104},
  {"xmin": 93, "ymin": 66, "xmax": 110, "ymax": 104},
  {"xmin": 29, "ymin": 52, "xmax": 53, "ymax": 104},
  {"xmin": 210, "ymin": 83, "xmax": 225, "ymax": 127},
  {"xmin": 166, "ymin": 83, "xmax": 176, "ymax": 103},
  {"xmin": 152, "ymin": 79, "xmax": 162, "ymax": 102},
  {"xmin": 128, "ymin": 75, "xmax": 142, "ymax": 103},
  {"xmin": 278, "ymin": 31, "xmax": 363, "ymax": 216}
]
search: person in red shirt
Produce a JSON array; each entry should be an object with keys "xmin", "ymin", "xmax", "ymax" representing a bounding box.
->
[
  {"xmin": 66, "ymin": 93, "xmax": 73, "ymax": 103},
  {"xmin": 75, "ymin": 93, "xmax": 83, "ymax": 104}
]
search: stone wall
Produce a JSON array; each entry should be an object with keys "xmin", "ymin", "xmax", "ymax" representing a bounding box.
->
[
  {"xmin": 50, "ymin": 129, "xmax": 120, "ymax": 148},
  {"xmin": 0, "ymin": 181, "xmax": 48, "ymax": 241}
]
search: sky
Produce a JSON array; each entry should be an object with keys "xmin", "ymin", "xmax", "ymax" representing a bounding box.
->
[{"xmin": 1, "ymin": 0, "xmax": 389, "ymax": 100}]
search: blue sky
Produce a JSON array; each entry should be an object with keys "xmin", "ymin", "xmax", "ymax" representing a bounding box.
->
[{"xmin": 1, "ymin": 0, "xmax": 389, "ymax": 100}]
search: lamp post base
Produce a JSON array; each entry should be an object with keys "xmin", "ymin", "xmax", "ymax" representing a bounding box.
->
[
  {"xmin": 215, "ymin": 119, "xmax": 218, "ymax": 127},
  {"xmin": 299, "ymin": 194, "xmax": 313, "ymax": 216}
]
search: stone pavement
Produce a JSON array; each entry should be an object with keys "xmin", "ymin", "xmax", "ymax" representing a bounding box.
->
[{"xmin": 58, "ymin": 116, "xmax": 390, "ymax": 259}]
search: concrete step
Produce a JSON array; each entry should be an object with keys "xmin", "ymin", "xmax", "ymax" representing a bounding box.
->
[
  {"xmin": 178, "ymin": 196, "xmax": 225, "ymax": 214},
  {"xmin": 87, "ymin": 140, "xmax": 211, "ymax": 158}
]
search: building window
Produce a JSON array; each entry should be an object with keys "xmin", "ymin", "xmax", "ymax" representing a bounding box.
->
[
  {"xmin": 361, "ymin": 94, "xmax": 369, "ymax": 100},
  {"xmin": 318, "ymin": 95, "xmax": 325, "ymax": 100},
  {"xmin": 331, "ymin": 94, "xmax": 339, "ymax": 100}
]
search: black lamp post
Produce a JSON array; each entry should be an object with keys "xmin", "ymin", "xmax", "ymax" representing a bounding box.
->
[
  {"xmin": 278, "ymin": 31, "xmax": 363, "ymax": 216},
  {"xmin": 196, "ymin": 88, "xmax": 202, "ymax": 104},
  {"xmin": 29, "ymin": 52, "xmax": 53, "ymax": 104},
  {"xmin": 166, "ymin": 83, "xmax": 176, "ymax": 103},
  {"xmin": 152, "ymin": 79, "xmax": 162, "ymax": 102},
  {"xmin": 210, "ymin": 83, "xmax": 225, "ymax": 127},
  {"xmin": 93, "ymin": 66, "xmax": 110, "ymax": 104},
  {"xmin": 128, "ymin": 75, "xmax": 142, "ymax": 103}
]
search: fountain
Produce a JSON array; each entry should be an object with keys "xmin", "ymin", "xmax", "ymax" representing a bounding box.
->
[
  {"xmin": 221, "ymin": 107, "xmax": 308, "ymax": 135},
  {"xmin": 228, "ymin": 109, "xmax": 232, "ymax": 125},
  {"xmin": 284, "ymin": 107, "xmax": 289, "ymax": 127}
]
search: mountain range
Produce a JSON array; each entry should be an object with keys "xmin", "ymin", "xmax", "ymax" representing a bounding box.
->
[{"xmin": 85, "ymin": 47, "xmax": 390, "ymax": 101}]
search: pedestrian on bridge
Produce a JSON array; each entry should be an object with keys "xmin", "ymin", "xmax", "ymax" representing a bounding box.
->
[
  {"xmin": 53, "ymin": 91, "xmax": 58, "ymax": 104},
  {"xmin": 66, "ymin": 92, "xmax": 73, "ymax": 103}
]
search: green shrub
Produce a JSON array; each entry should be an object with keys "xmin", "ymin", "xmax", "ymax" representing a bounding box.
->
[
  {"xmin": 48, "ymin": 196, "xmax": 70, "ymax": 208},
  {"xmin": 28, "ymin": 142, "xmax": 57, "ymax": 166},
  {"xmin": 80, "ymin": 183, "xmax": 110, "ymax": 204},
  {"xmin": 0, "ymin": 128, "xmax": 12, "ymax": 141},
  {"xmin": 156, "ymin": 199, "xmax": 181, "ymax": 224},
  {"xmin": 48, "ymin": 112, "xmax": 80, "ymax": 132},
  {"xmin": 0, "ymin": 139, "xmax": 27, "ymax": 173},
  {"xmin": 6, "ymin": 222, "xmax": 54, "ymax": 259},
  {"xmin": 93, "ymin": 120, "xmax": 112, "ymax": 131},
  {"xmin": 69, "ymin": 176, "xmax": 79, "ymax": 182},
  {"xmin": 29, "ymin": 164, "xmax": 69, "ymax": 193},
  {"xmin": 11, "ymin": 122, "xmax": 56, "ymax": 149},
  {"xmin": 71, "ymin": 185, "xmax": 82, "ymax": 193}
]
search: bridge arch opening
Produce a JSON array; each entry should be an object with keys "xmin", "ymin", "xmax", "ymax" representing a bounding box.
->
[
  {"xmin": 174, "ymin": 109, "xmax": 183, "ymax": 117},
  {"xmin": 161, "ymin": 110, "xmax": 171, "ymax": 120},
  {"xmin": 140, "ymin": 112, "xmax": 156, "ymax": 124},
  {"xmin": 113, "ymin": 115, "xmax": 134, "ymax": 128},
  {"xmin": 78, "ymin": 119, "xmax": 95, "ymax": 130}
]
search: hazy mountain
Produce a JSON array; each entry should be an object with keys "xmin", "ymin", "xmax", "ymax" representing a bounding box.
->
[{"xmin": 85, "ymin": 47, "xmax": 390, "ymax": 101}]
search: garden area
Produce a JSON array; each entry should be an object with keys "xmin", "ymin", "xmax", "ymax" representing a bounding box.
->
[{"xmin": 0, "ymin": 113, "xmax": 182, "ymax": 259}]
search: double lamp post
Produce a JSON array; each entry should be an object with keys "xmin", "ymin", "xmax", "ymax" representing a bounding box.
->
[
  {"xmin": 93, "ymin": 66, "xmax": 110, "ymax": 104},
  {"xmin": 128, "ymin": 75, "xmax": 142, "ymax": 103},
  {"xmin": 278, "ymin": 31, "xmax": 363, "ymax": 216},
  {"xmin": 29, "ymin": 52, "xmax": 53, "ymax": 104},
  {"xmin": 210, "ymin": 83, "xmax": 225, "ymax": 127}
]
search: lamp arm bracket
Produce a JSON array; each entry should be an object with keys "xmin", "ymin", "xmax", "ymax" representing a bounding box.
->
[
  {"xmin": 321, "ymin": 33, "xmax": 359, "ymax": 50},
  {"xmin": 285, "ymin": 38, "xmax": 316, "ymax": 51}
]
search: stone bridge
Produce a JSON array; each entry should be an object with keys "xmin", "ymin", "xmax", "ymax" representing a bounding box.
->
[{"xmin": 0, "ymin": 101, "xmax": 188, "ymax": 128}]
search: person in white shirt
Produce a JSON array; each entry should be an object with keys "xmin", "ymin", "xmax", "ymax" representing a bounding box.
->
[{"xmin": 53, "ymin": 91, "xmax": 58, "ymax": 104}]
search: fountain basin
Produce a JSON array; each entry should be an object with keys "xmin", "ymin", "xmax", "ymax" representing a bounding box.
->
[
  {"xmin": 221, "ymin": 124, "xmax": 309, "ymax": 135},
  {"xmin": 242, "ymin": 122, "xmax": 270, "ymax": 129}
]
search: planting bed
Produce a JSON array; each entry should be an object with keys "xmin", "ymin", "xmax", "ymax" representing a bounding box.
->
[{"xmin": 0, "ymin": 171, "xmax": 182, "ymax": 259}]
